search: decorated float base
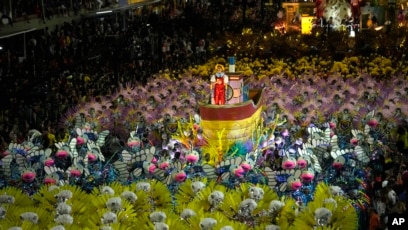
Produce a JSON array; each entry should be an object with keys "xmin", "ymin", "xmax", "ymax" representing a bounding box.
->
[{"xmin": 199, "ymin": 89, "xmax": 264, "ymax": 145}]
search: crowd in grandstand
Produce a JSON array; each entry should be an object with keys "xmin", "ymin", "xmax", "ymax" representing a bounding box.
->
[{"xmin": 0, "ymin": 0, "xmax": 228, "ymax": 142}]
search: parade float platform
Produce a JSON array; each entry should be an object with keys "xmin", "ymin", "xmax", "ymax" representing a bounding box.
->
[{"xmin": 199, "ymin": 72, "xmax": 265, "ymax": 144}]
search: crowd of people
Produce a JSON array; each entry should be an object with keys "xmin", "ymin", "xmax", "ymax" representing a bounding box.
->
[
  {"xmin": 0, "ymin": 0, "xmax": 237, "ymax": 147},
  {"xmin": 0, "ymin": 1, "xmax": 408, "ymax": 229},
  {"xmin": 1, "ymin": 0, "xmax": 115, "ymax": 22},
  {"xmin": 0, "ymin": 0, "xmax": 270, "ymax": 147}
]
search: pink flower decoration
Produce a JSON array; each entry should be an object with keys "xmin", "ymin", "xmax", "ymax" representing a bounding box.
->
[
  {"xmin": 282, "ymin": 159, "xmax": 296, "ymax": 169},
  {"xmin": 70, "ymin": 169, "xmax": 82, "ymax": 177},
  {"xmin": 367, "ymin": 119, "xmax": 379, "ymax": 127},
  {"xmin": 44, "ymin": 177, "xmax": 57, "ymax": 185},
  {"xmin": 329, "ymin": 122, "xmax": 336, "ymax": 129},
  {"xmin": 87, "ymin": 153, "xmax": 97, "ymax": 162},
  {"xmin": 44, "ymin": 158, "xmax": 55, "ymax": 166},
  {"xmin": 233, "ymin": 166, "xmax": 245, "ymax": 178},
  {"xmin": 290, "ymin": 181, "xmax": 302, "ymax": 190},
  {"xmin": 330, "ymin": 131, "xmax": 335, "ymax": 137},
  {"xmin": 76, "ymin": 137, "xmax": 85, "ymax": 145},
  {"xmin": 350, "ymin": 138, "xmax": 359, "ymax": 146},
  {"xmin": 301, "ymin": 171, "xmax": 314, "ymax": 182},
  {"xmin": 128, "ymin": 140, "xmax": 140, "ymax": 148},
  {"xmin": 151, "ymin": 157, "xmax": 158, "ymax": 164},
  {"xmin": 332, "ymin": 162, "xmax": 344, "ymax": 170},
  {"xmin": 56, "ymin": 150, "xmax": 69, "ymax": 159},
  {"xmin": 240, "ymin": 162, "xmax": 252, "ymax": 172},
  {"xmin": 297, "ymin": 159, "xmax": 308, "ymax": 169},
  {"xmin": 159, "ymin": 161, "xmax": 170, "ymax": 170},
  {"xmin": 173, "ymin": 171, "xmax": 187, "ymax": 182},
  {"xmin": 22, "ymin": 171, "xmax": 36, "ymax": 183},
  {"xmin": 147, "ymin": 164, "xmax": 156, "ymax": 174},
  {"xmin": 186, "ymin": 154, "xmax": 199, "ymax": 164}
]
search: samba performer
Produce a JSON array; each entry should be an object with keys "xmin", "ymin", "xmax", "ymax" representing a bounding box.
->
[
  {"xmin": 210, "ymin": 64, "xmax": 229, "ymax": 105},
  {"xmin": 350, "ymin": 0, "xmax": 362, "ymax": 21}
]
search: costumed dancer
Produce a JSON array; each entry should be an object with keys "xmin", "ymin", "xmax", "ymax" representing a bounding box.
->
[
  {"xmin": 210, "ymin": 64, "xmax": 229, "ymax": 105},
  {"xmin": 315, "ymin": 0, "xmax": 324, "ymax": 20},
  {"xmin": 350, "ymin": 0, "xmax": 362, "ymax": 21}
]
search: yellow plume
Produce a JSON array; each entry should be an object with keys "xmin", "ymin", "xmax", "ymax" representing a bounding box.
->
[
  {"xmin": 0, "ymin": 187, "xmax": 34, "ymax": 207},
  {"xmin": 174, "ymin": 178, "xmax": 208, "ymax": 213},
  {"xmin": 202, "ymin": 128, "xmax": 233, "ymax": 166},
  {"xmin": 293, "ymin": 183, "xmax": 358, "ymax": 230},
  {"xmin": 276, "ymin": 197, "xmax": 298, "ymax": 229},
  {"xmin": 150, "ymin": 180, "xmax": 173, "ymax": 210}
]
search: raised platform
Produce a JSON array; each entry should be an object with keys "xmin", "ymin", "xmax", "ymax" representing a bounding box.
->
[{"xmin": 199, "ymin": 88, "xmax": 265, "ymax": 144}]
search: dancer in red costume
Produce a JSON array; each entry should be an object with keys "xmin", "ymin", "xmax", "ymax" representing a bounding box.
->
[
  {"xmin": 350, "ymin": 0, "xmax": 362, "ymax": 21},
  {"xmin": 315, "ymin": 0, "xmax": 324, "ymax": 19},
  {"xmin": 210, "ymin": 64, "xmax": 229, "ymax": 105}
]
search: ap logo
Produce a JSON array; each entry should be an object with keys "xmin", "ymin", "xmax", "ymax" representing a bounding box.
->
[
  {"xmin": 392, "ymin": 218, "xmax": 405, "ymax": 225},
  {"xmin": 388, "ymin": 214, "xmax": 407, "ymax": 230}
]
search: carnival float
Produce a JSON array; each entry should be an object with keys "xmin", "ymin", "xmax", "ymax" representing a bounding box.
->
[
  {"xmin": 200, "ymin": 61, "xmax": 265, "ymax": 148},
  {"xmin": 2, "ymin": 0, "xmax": 408, "ymax": 227}
]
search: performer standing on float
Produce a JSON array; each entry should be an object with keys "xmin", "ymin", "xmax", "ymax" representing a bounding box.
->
[
  {"xmin": 210, "ymin": 64, "xmax": 229, "ymax": 105},
  {"xmin": 350, "ymin": 0, "xmax": 362, "ymax": 22}
]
